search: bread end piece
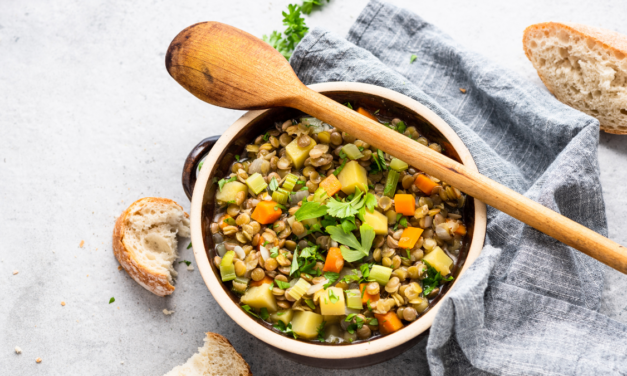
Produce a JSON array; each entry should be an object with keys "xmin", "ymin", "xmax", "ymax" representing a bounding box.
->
[
  {"xmin": 164, "ymin": 332, "xmax": 252, "ymax": 376},
  {"xmin": 113, "ymin": 197, "xmax": 190, "ymax": 297},
  {"xmin": 523, "ymin": 22, "xmax": 627, "ymax": 134}
]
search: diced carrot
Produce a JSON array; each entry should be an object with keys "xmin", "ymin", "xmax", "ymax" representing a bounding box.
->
[
  {"xmin": 360, "ymin": 283, "xmax": 380, "ymax": 305},
  {"xmin": 398, "ymin": 227, "xmax": 424, "ymax": 249},
  {"xmin": 251, "ymin": 200, "xmax": 282, "ymax": 225},
  {"xmin": 414, "ymin": 174, "xmax": 438, "ymax": 195},
  {"xmin": 455, "ymin": 224, "xmax": 467, "ymax": 236},
  {"xmin": 394, "ymin": 194, "xmax": 416, "ymax": 216},
  {"xmin": 375, "ymin": 312, "xmax": 404, "ymax": 335},
  {"xmin": 357, "ymin": 107, "xmax": 378, "ymax": 122},
  {"xmin": 218, "ymin": 214, "xmax": 232, "ymax": 229},
  {"xmin": 323, "ymin": 247, "xmax": 344, "ymax": 273},
  {"xmin": 319, "ymin": 174, "xmax": 342, "ymax": 197},
  {"xmin": 249, "ymin": 276, "xmax": 274, "ymax": 287}
]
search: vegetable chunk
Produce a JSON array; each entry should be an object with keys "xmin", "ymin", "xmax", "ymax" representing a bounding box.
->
[
  {"xmin": 414, "ymin": 174, "xmax": 438, "ymax": 195},
  {"xmin": 422, "ymin": 247, "xmax": 454, "ymax": 275},
  {"xmin": 322, "ymin": 247, "xmax": 344, "ymax": 273},
  {"xmin": 394, "ymin": 194, "xmax": 415, "ymax": 216},
  {"xmin": 241, "ymin": 284, "xmax": 278, "ymax": 313},
  {"xmin": 319, "ymin": 174, "xmax": 342, "ymax": 197},
  {"xmin": 291, "ymin": 311, "xmax": 324, "ymax": 339},
  {"xmin": 320, "ymin": 287, "xmax": 346, "ymax": 315},
  {"xmin": 337, "ymin": 161, "xmax": 368, "ymax": 195},
  {"xmin": 363, "ymin": 209, "xmax": 388, "ymax": 235},
  {"xmin": 215, "ymin": 181, "xmax": 247, "ymax": 203},
  {"xmin": 375, "ymin": 312, "xmax": 404, "ymax": 335},
  {"xmin": 251, "ymin": 201, "xmax": 282, "ymax": 224},
  {"xmin": 286, "ymin": 138, "xmax": 317, "ymax": 169}
]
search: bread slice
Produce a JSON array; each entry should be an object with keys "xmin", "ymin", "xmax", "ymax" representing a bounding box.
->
[
  {"xmin": 113, "ymin": 197, "xmax": 190, "ymax": 296},
  {"xmin": 523, "ymin": 22, "xmax": 627, "ymax": 134},
  {"xmin": 164, "ymin": 332, "xmax": 252, "ymax": 376}
]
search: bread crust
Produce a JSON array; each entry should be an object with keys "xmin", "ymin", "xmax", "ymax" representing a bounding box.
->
[
  {"xmin": 205, "ymin": 332, "xmax": 252, "ymax": 376},
  {"xmin": 523, "ymin": 22, "xmax": 627, "ymax": 134},
  {"xmin": 113, "ymin": 197, "xmax": 189, "ymax": 297}
]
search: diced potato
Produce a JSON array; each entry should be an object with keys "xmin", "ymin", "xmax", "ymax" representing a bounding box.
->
[
  {"xmin": 422, "ymin": 247, "xmax": 454, "ymax": 275},
  {"xmin": 270, "ymin": 309, "xmax": 293, "ymax": 326},
  {"xmin": 363, "ymin": 209, "xmax": 388, "ymax": 235},
  {"xmin": 301, "ymin": 217, "xmax": 320, "ymax": 228},
  {"xmin": 241, "ymin": 284, "xmax": 278, "ymax": 313},
  {"xmin": 319, "ymin": 287, "xmax": 346, "ymax": 316},
  {"xmin": 291, "ymin": 311, "xmax": 324, "ymax": 339},
  {"xmin": 215, "ymin": 181, "xmax": 247, "ymax": 203},
  {"xmin": 286, "ymin": 138, "xmax": 317, "ymax": 169},
  {"xmin": 337, "ymin": 161, "xmax": 368, "ymax": 194}
]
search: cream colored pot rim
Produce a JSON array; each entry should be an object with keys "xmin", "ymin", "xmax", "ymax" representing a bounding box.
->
[{"xmin": 190, "ymin": 82, "xmax": 487, "ymax": 359}]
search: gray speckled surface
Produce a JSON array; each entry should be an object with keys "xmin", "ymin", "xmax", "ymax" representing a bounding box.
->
[{"xmin": 1, "ymin": 0, "xmax": 626, "ymax": 375}]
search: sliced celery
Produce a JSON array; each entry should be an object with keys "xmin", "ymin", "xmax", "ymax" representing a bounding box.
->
[
  {"xmin": 220, "ymin": 264, "xmax": 236, "ymax": 282},
  {"xmin": 342, "ymin": 144, "xmax": 364, "ymax": 160},
  {"xmin": 370, "ymin": 265, "xmax": 393, "ymax": 285},
  {"xmin": 345, "ymin": 289, "xmax": 363, "ymax": 310},
  {"xmin": 383, "ymin": 170, "xmax": 400, "ymax": 197},
  {"xmin": 246, "ymin": 173, "xmax": 268, "ymax": 195},
  {"xmin": 390, "ymin": 158, "xmax": 409, "ymax": 172},
  {"xmin": 282, "ymin": 173, "xmax": 299, "ymax": 191},
  {"xmin": 288, "ymin": 278, "xmax": 311, "ymax": 301},
  {"xmin": 312, "ymin": 187, "xmax": 328, "ymax": 203},
  {"xmin": 234, "ymin": 276, "xmax": 250, "ymax": 285},
  {"xmin": 221, "ymin": 250, "xmax": 235, "ymax": 267},
  {"xmin": 272, "ymin": 189, "xmax": 288, "ymax": 205}
]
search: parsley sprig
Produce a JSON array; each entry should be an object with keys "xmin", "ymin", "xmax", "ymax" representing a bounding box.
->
[{"xmin": 422, "ymin": 261, "xmax": 454, "ymax": 296}]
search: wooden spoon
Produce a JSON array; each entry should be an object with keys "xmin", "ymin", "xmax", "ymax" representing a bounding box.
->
[{"xmin": 166, "ymin": 21, "xmax": 627, "ymax": 273}]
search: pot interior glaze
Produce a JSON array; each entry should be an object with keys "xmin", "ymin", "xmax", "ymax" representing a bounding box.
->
[{"xmin": 190, "ymin": 82, "xmax": 486, "ymax": 368}]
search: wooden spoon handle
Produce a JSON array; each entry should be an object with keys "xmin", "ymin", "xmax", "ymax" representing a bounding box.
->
[{"xmin": 289, "ymin": 86, "xmax": 627, "ymax": 273}]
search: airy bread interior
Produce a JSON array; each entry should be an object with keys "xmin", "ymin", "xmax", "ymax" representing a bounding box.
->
[
  {"xmin": 123, "ymin": 200, "xmax": 190, "ymax": 284},
  {"xmin": 524, "ymin": 23, "xmax": 627, "ymax": 133},
  {"xmin": 164, "ymin": 333, "xmax": 251, "ymax": 376}
]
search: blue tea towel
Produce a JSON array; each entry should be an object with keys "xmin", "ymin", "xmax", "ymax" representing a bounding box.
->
[{"xmin": 290, "ymin": 1, "xmax": 627, "ymax": 374}]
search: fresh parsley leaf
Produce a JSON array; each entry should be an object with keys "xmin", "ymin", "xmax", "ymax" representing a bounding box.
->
[
  {"xmin": 274, "ymin": 320, "xmax": 287, "ymax": 332},
  {"xmin": 321, "ymin": 214, "xmax": 337, "ymax": 228},
  {"xmin": 300, "ymin": 186, "xmax": 309, "ymax": 191},
  {"xmin": 326, "ymin": 188, "xmax": 364, "ymax": 218},
  {"xmin": 218, "ymin": 176, "xmax": 237, "ymax": 191},
  {"xmin": 187, "ymin": 242, "xmax": 192, "ymax": 249},
  {"xmin": 396, "ymin": 121, "xmax": 407, "ymax": 134},
  {"xmin": 369, "ymin": 318, "xmax": 378, "ymax": 326},
  {"xmin": 268, "ymin": 281, "xmax": 274, "ymax": 290},
  {"xmin": 226, "ymin": 200, "xmax": 236, "ymax": 204},
  {"xmin": 260, "ymin": 307, "xmax": 269, "ymax": 320},
  {"xmin": 223, "ymin": 217, "xmax": 236, "ymax": 226},
  {"xmin": 327, "ymin": 223, "xmax": 376, "ymax": 262},
  {"xmin": 277, "ymin": 311, "xmax": 286, "ymax": 316},
  {"xmin": 340, "ymin": 269, "xmax": 361, "ymax": 284},
  {"xmin": 340, "ymin": 217, "xmax": 357, "ymax": 234},
  {"xmin": 295, "ymin": 201, "xmax": 328, "ymax": 221},
  {"xmin": 364, "ymin": 193, "xmax": 377, "ymax": 213},
  {"xmin": 269, "ymin": 177, "xmax": 279, "ymax": 192},
  {"xmin": 263, "ymin": 132, "xmax": 270, "ymax": 141},
  {"xmin": 406, "ymin": 249, "xmax": 411, "ymax": 260},
  {"xmin": 399, "ymin": 217, "xmax": 408, "ymax": 228},
  {"xmin": 422, "ymin": 261, "xmax": 454, "ymax": 296},
  {"xmin": 305, "ymin": 299, "xmax": 316, "ymax": 310},
  {"xmin": 270, "ymin": 246, "xmax": 279, "ymax": 258},
  {"xmin": 109, "ymin": 297, "xmax": 115, "ymax": 304},
  {"xmin": 274, "ymin": 204, "xmax": 287, "ymax": 211},
  {"xmin": 323, "ymin": 272, "xmax": 340, "ymax": 289},
  {"xmin": 360, "ymin": 263, "xmax": 371, "ymax": 282},
  {"xmin": 328, "ymin": 288, "xmax": 339, "ymax": 303},
  {"xmin": 198, "ymin": 161, "xmax": 204, "ymax": 170},
  {"xmin": 374, "ymin": 109, "xmax": 380, "ymax": 115},
  {"xmin": 316, "ymin": 320, "xmax": 326, "ymax": 342},
  {"xmin": 345, "ymin": 102, "xmax": 353, "ymax": 110},
  {"xmin": 297, "ymin": 180, "xmax": 306, "ymax": 185},
  {"xmin": 289, "ymin": 247, "xmax": 300, "ymax": 276},
  {"xmin": 179, "ymin": 260, "xmax": 192, "ymax": 266},
  {"xmin": 275, "ymin": 280, "xmax": 291, "ymax": 290},
  {"xmin": 333, "ymin": 158, "xmax": 347, "ymax": 176},
  {"xmin": 377, "ymin": 149, "xmax": 387, "ymax": 171},
  {"xmin": 242, "ymin": 305, "xmax": 259, "ymax": 318},
  {"xmin": 235, "ymin": 154, "xmax": 240, "ymax": 161},
  {"xmin": 410, "ymin": 54, "xmax": 418, "ymax": 64},
  {"xmin": 366, "ymin": 299, "xmax": 373, "ymax": 311}
]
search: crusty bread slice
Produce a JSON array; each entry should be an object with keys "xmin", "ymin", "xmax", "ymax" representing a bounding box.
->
[
  {"xmin": 113, "ymin": 197, "xmax": 190, "ymax": 296},
  {"xmin": 164, "ymin": 332, "xmax": 252, "ymax": 376},
  {"xmin": 523, "ymin": 22, "xmax": 627, "ymax": 134}
]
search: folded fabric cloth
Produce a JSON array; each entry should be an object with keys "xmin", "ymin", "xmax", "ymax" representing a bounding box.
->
[{"xmin": 291, "ymin": 1, "xmax": 627, "ymax": 374}]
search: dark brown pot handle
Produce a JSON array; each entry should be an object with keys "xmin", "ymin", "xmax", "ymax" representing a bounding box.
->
[{"xmin": 182, "ymin": 135, "xmax": 220, "ymax": 200}]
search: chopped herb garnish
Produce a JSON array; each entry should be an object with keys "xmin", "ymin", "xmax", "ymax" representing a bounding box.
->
[
  {"xmin": 263, "ymin": 132, "xmax": 270, "ymax": 141},
  {"xmin": 326, "ymin": 187, "xmax": 365, "ymax": 218},
  {"xmin": 274, "ymin": 204, "xmax": 287, "ymax": 211},
  {"xmin": 396, "ymin": 121, "xmax": 407, "ymax": 134},
  {"xmin": 289, "ymin": 247, "xmax": 300, "ymax": 276},
  {"xmin": 323, "ymin": 272, "xmax": 340, "ymax": 289},
  {"xmin": 268, "ymin": 281, "xmax": 275, "ymax": 290},
  {"xmin": 333, "ymin": 158, "xmax": 347, "ymax": 176},
  {"xmin": 270, "ymin": 246, "xmax": 280, "ymax": 258},
  {"xmin": 345, "ymin": 102, "xmax": 353, "ymax": 110},
  {"xmin": 300, "ymin": 186, "xmax": 309, "ymax": 191},
  {"xmin": 187, "ymin": 242, "xmax": 192, "ymax": 249},
  {"xmin": 277, "ymin": 311, "xmax": 286, "ymax": 316},
  {"xmin": 223, "ymin": 217, "xmax": 236, "ymax": 226},
  {"xmin": 109, "ymin": 297, "xmax": 115, "ymax": 304},
  {"xmin": 179, "ymin": 260, "xmax": 192, "ymax": 266},
  {"xmin": 369, "ymin": 318, "xmax": 378, "ymax": 326},
  {"xmin": 317, "ymin": 321, "xmax": 326, "ymax": 342},
  {"xmin": 295, "ymin": 201, "xmax": 328, "ymax": 221},
  {"xmin": 218, "ymin": 176, "xmax": 237, "ymax": 191},
  {"xmin": 410, "ymin": 54, "xmax": 418, "ymax": 64},
  {"xmin": 260, "ymin": 307, "xmax": 269, "ymax": 320},
  {"xmin": 305, "ymin": 299, "xmax": 316, "ymax": 310},
  {"xmin": 367, "ymin": 299, "xmax": 373, "ymax": 311},
  {"xmin": 374, "ymin": 109, "xmax": 380, "ymax": 115},
  {"xmin": 327, "ymin": 223, "xmax": 375, "ymax": 262},
  {"xmin": 235, "ymin": 154, "xmax": 240, "ymax": 161},
  {"xmin": 242, "ymin": 305, "xmax": 259, "ymax": 318},
  {"xmin": 269, "ymin": 177, "xmax": 279, "ymax": 192},
  {"xmin": 275, "ymin": 280, "xmax": 291, "ymax": 290},
  {"xmin": 422, "ymin": 261, "xmax": 454, "ymax": 296},
  {"xmin": 328, "ymin": 288, "xmax": 339, "ymax": 304}
]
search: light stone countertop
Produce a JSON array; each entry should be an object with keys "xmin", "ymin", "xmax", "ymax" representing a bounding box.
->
[{"xmin": 2, "ymin": 0, "xmax": 627, "ymax": 375}]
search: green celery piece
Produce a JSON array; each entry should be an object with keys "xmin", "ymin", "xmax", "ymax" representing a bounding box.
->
[
  {"xmin": 221, "ymin": 251, "xmax": 235, "ymax": 267},
  {"xmin": 342, "ymin": 144, "xmax": 364, "ymax": 160},
  {"xmin": 370, "ymin": 265, "xmax": 393, "ymax": 285},
  {"xmin": 345, "ymin": 289, "xmax": 363, "ymax": 309},
  {"xmin": 246, "ymin": 173, "xmax": 268, "ymax": 195},
  {"xmin": 390, "ymin": 158, "xmax": 409, "ymax": 172},
  {"xmin": 282, "ymin": 173, "xmax": 299, "ymax": 191},
  {"xmin": 220, "ymin": 264, "xmax": 236, "ymax": 282},
  {"xmin": 272, "ymin": 190, "xmax": 288, "ymax": 205},
  {"xmin": 383, "ymin": 170, "xmax": 400, "ymax": 197}
]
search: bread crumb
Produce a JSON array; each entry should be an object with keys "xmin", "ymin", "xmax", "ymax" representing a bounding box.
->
[
  {"xmin": 79, "ymin": 240, "xmax": 84, "ymax": 248},
  {"xmin": 163, "ymin": 308, "xmax": 175, "ymax": 315},
  {"xmin": 36, "ymin": 357, "xmax": 42, "ymax": 363},
  {"xmin": 61, "ymin": 301, "xmax": 66, "ymax": 306},
  {"xmin": 459, "ymin": 88, "xmax": 467, "ymax": 93},
  {"xmin": 12, "ymin": 270, "xmax": 18, "ymax": 275},
  {"xmin": 15, "ymin": 346, "xmax": 22, "ymax": 354},
  {"xmin": 187, "ymin": 264, "xmax": 194, "ymax": 271},
  {"xmin": 118, "ymin": 265, "xmax": 123, "ymax": 271}
]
